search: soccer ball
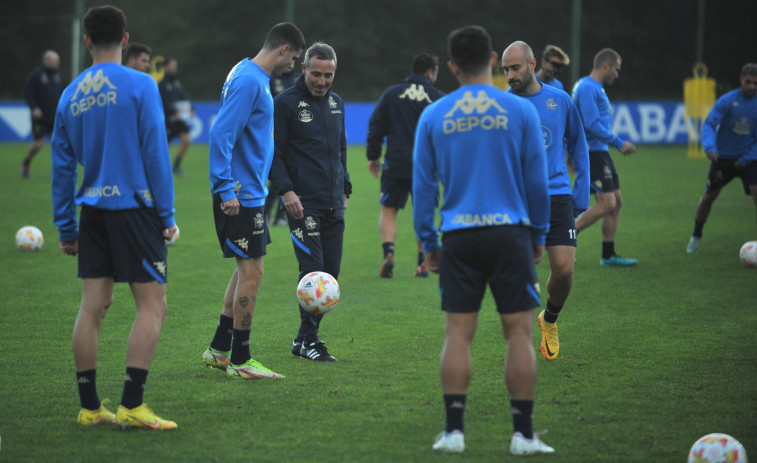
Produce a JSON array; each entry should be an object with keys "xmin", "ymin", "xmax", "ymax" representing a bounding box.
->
[
  {"xmin": 739, "ymin": 241, "xmax": 757, "ymax": 267},
  {"xmin": 166, "ymin": 225, "xmax": 180, "ymax": 246},
  {"xmin": 688, "ymin": 433, "xmax": 747, "ymax": 463},
  {"xmin": 296, "ymin": 271, "xmax": 340, "ymax": 314},
  {"xmin": 15, "ymin": 226, "xmax": 44, "ymax": 251}
]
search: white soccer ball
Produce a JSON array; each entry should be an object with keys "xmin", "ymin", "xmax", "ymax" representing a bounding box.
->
[
  {"xmin": 688, "ymin": 433, "xmax": 747, "ymax": 463},
  {"xmin": 739, "ymin": 241, "xmax": 757, "ymax": 267},
  {"xmin": 15, "ymin": 226, "xmax": 44, "ymax": 251},
  {"xmin": 166, "ymin": 225, "xmax": 180, "ymax": 246},
  {"xmin": 296, "ymin": 271, "xmax": 340, "ymax": 314}
]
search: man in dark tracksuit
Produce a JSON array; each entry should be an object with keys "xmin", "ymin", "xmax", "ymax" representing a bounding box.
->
[
  {"xmin": 270, "ymin": 42, "xmax": 351, "ymax": 362},
  {"xmin": 366, "ymin": 53, "xmax": 444, "ymax": 278},
  {"xmin": 22, "ymin": 50, "xmax": 65, "ymax": 178}
]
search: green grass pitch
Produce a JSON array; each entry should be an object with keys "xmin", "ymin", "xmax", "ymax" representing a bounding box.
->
[{"xmin": 0, "ymin": 142, "xmax": 754, "ymax": 462}]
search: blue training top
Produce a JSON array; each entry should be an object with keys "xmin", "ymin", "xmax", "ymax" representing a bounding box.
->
[
  {"xmin": 508, "ymin": 83, "xmax": 590, "ymax": 215},
  {"xmin": 701, "ymin": 88, "xmax": 757, "ymax": 165},
  {"xmin": 209, "ymin": 59, "xmax": 274, "ymax": 207},
  {"xmin": 572, "ymin": 76, "xmax": 624, "ymax": 152},
  {"xmin": 413, "ymin": 83, "xmax": 550, "ymax": 252},
  {"xmin": 543, "ymin": 77, "xmax": 564, "ymax": 91},
  {"xmin": 52, "ymin": 62, "xmax": 175, "ymax": 242}
]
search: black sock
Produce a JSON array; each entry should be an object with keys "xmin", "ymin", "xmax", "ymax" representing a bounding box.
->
[
  {"xmin": 121, "ymin": 367, "xmax": 148, "ymax": 409},
  {"xmin": 230, "ymin": 329, "xmax": 251, "ymax": 366},
  {"xmin": 693, "ymin": 220, "xmax": 704, "ymax": 238},
  {"xmin": 602, "ymin": 241, "xmax": 615, "ymax": 259},
  {"xmin": 544, "ymin": 300, "xmax": 563, "ymax": 323},
  {"xmin": 510, "ymin": 399, "xmax": 534, "ymax": 439},
  {"xmin": 443, "ymin": 394, "xmax": 466, "ymax": 433},
  {"xmin": 382, "ymin": 242, "xmax": 395, "ymax": 258},
  {"xmin": 76, "ymin": 369, "xmax": 100, "ymax": 411},
  {"xmin": 210, "ymin": 314, "xmax": 234, "ymax": 352},
  {"xmin": 417, "ymin": 252, "xmax": 425, "ymax": 266}
]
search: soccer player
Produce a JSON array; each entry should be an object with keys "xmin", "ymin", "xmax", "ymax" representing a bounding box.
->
[
  {"xmin": 572, "ymin": 48, "xmax": 638, "ymax": 266},
  {"xmin": 366, "ymin": 53, "xmax": 444, "ymax": 278},
  {"xmin": 203, "ymin": 23, "xmax": 305, "ymax": 379},
  {"xmin": 22, "ymin": 50, "xmax": 64, "ymax": 178},
  {"xmin": 502, "ymin": 41, "xmax": 590, "ymax": 361},
  {"xmin": 125, "ymin": 42, "xmax": 151, "ymax": 73},
  {"xmin": 269, "ymin": 42, "xmax": 351, "ymax": 362},
  {"xmin": 687, "ymin": 63, "xmax": 757, "ymax": 253},
  {"xmin": 52, "ymin": 5, "xmax": 178, "ymax": 429},
  {"xmin": 158, "ymin": 57, "xmax": 194, "ymax": 177},
  {"xmin": 535, "ymin": 44, "xmax": 570, "ymax": 91},
  {"xmin": 414, "ymin": 25, "xmax": 554, "ymax": 456}
]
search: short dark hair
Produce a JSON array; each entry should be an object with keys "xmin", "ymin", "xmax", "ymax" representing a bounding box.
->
[
  {"xmin": 448, "ymin": 25, "xmax": 492, "ymax": 75},
  {"xmin": 742, "ymin": 63, "xmax": 757, "ymax": 77},
  {"xmin": 125, "ymin": 42, "xmax": 151, "ymax": 61},
  {"xmin": 263, "ymin": 22, "xmax": 306, "ymax": 52},
  {"xmin": 304, "ymin": 42, "xmax": 337, "ymax": 67},
  {"xmin": 593, "ymin": 48, "xmax": 621, "ymax": 69},
  {"xmin": 412, "ymin": 53, "xmax": 438, "ymax": 75},
  {"xmin": 83, "ymin": 5, "xmax": 126, "ymax": 47}
]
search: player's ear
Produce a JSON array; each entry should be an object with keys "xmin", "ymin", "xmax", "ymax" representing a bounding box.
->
[
  {"xmin": 121, "ymin": 32, "xmax": 129, "ymax": 50},
  {"xmin": 279, "ymin": 44, "xmax": 290, "ymax": 56},
  {"xmin": 489, "ymin": 51, "xmax": 498, "ymax": 70}
]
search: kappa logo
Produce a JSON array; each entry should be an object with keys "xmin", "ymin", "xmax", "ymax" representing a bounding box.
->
[
  {"xmin": 298, "ymin": 110, "xmax": 313, "ymax": 123},
  {"xmin": 139, "ymin": 189, "xmax": 152, "ymax": 205},
  {"xmin": 254, "ymin": 213, "xmax": 264, "ymax": 229},
  {"xmin": 328, "ymin": 95, "xmax": 337, "ymax": 109},
  {"xmin": 293, "ymin": 228, "xmax": 304, "ymax": 240},
  {"xmin": 70, "ymin": 70, "xmax": 117, "ymax": 101},
  {"xmin": 399, "ymin": 83, "xmax": 432, "ymax": 103},
  {"xmin": 235, "ymin": 237, "xmax": 249, "ymax": 251},
  {"xmin": 153, "ymin": 261, "xmax": 167, "ymax": 277},
  {"xmin": 233, "ymin": 181, "xmax": 242, "ymax": 194},
  {"xmin": 546, "ymin": 97, "xmax": 557, "ymax": 110},
  {"xmin": 305, "ymin": 216, "xmax": 316, "ymax": 230},
  {"xmin": 77, "ymin": 377, "xmax": 90, "ymax": 384},
  {"xmin": 594, "ymin": 180, "xmax": 602, "ymax": 189},
  {"xmin": 298, "ymin": 101, "xmax": 309, "ymax": 108},
  {"xmin": 444, "ymin": 90, "xmax": 506, "ymax": 117}
]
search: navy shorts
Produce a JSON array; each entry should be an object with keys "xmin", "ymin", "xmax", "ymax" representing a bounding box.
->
[
  {"xmin": 213, "ymin": 195, "xmax": 271, "ymax": 259},
  {"xmin": 706, "ymin": 159, "xmax": 757, "ymax": 195},
  {"xmin": 589, "ymin": 150, "xmax": 619, "ymax": 193},
  {"xmin": 546, "ymin": 195, "xmax": 577, "ymax": 247},
  {"xmin": 78, "ymin": 206, "xmax": 168, "ymax": 283},
  {"xmin": 166, "ymin": 120, "xmax": 189, "ymax": 140},
  {"xmin": 380, "ymin": 176, "xmax": 412, "ymax": 209},
  {"xmin": 32, "ymin": 119, "xmax": 54, "ymax": 140},
  {"xmin": 439, "ymin": 226, "xmax": 541, "ymax": 314}
]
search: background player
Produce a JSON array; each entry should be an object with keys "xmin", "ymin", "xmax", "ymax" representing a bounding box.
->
[
  {"xmin": 535, "ymin": 44, "xmax": 569, "ymax": 91},
  {"xmin": 125, "ymin": 42, "xmax": 152, "ymax": 73},
  {"xmin": 52, "ymin": 5, "xmax": 178, "ymax": 429},
  {"xmin": 687, "ymin": 63, "xmax": 757, "ymax": 253},
  {"xmin": 572, "ymin": 48, "xmax": 638, "ymax": 267},
  {"xmin": 414, "ymin": 25, "xmax": 554, "ymax": 456},
  {"xmin": 159, "ymin": 57, "xmax": 194, "ymax": 177},
  {"xmin": 502, "ymin": 40, "xmax": 589, "ymax": 361},
  {"xmin": 366, "ymin": 53, "xmax": 444, "ymax": 278}
]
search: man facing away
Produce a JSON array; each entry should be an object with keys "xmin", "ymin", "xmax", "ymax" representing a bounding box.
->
[
  {"xmin": 367, "ymin": 53, "xmax": 444, "ymax": 279},
  {"xmin": 413, "ymin": 25, "xmax": 554, "ymax": 456},
  {"xmin": 22, "ymin": 49, "xmax": 64, "ymax": 178},
  {"xmin": 572, "ymin": 48, "xmax": 638, "ymax": 267},
  {"xmin": 52, "ymin": 5, "xmax": 178, "ymax": 429},
  {"xmin": 687, "ymin": 63, "xmax": 757, "ymax": 253},
  {"xmin": 502, "ymin": 40, "xmax": 590, "ymax": 361},
  {"xmin": 158, "ymin": 57, "xmax": 194, "ymax": 177},
  {"xmin": 203, "ymin": 22, "xmax": 305, "ymax": 379},
  {"xmin": 269, "ymin": 42, "xmax": 351, "ymax": 362}
]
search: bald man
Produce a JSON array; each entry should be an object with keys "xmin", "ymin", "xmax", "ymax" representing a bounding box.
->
[
  {"xmin": 502, "ymin": 41, "xmax": 589, "ymax": 361},
  {"xmin": 22, "ymin": 50, "xmax": 64, "ymax": 178}
]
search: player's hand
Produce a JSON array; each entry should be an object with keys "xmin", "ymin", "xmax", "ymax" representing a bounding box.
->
[
  {"xmin": 59, "ymin": 240, "xmax": 78, "ymax": 256},
  {"xmin": 425, "ymin": 249, "xmax": 441, "ymax": 274},
  {"xmin": 163, "ymin": 225, "xmax": 179, "ymax": 241},
  {"xmin": 368, "ymin": 160, "xmax": 381, "ymax": 178},
  {"xmin": 619, "ymin": 141, "xmax": 636, "ymax": 155},
  {"xmin": 283, "ymin": 191, "xmax": 304, "ymax": 219},
  {"xmin": 707, "ymin": 151, "xmax": 719, "ymax": 161},
  {"xmin": 343, "ymin": 194, "xmax": 349, "ymax": 209},
  {"xmin": 32, "ymin": 107, "xmax": 43, "ymax": 119},
  {"xmin": 532, "ymin": 244, "xmax": 545, "ymax": 264},
  {"xmin": 220, "ymin": 197, "xmax": 240, "ymax": 216}
]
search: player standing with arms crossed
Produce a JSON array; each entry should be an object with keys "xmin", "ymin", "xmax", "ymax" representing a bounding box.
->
[
  {"xmin": 502, "ymin": 40, "xmax": 590, "ymax": 361},
  {"xmin": 414, "ymin": 25, "xmax": 554, "ymax": 456}
]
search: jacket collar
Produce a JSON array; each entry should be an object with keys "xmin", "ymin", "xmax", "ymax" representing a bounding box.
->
[{"xmin": 405, "ymin": 74, "xmax": 433, "ymax": 86}]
